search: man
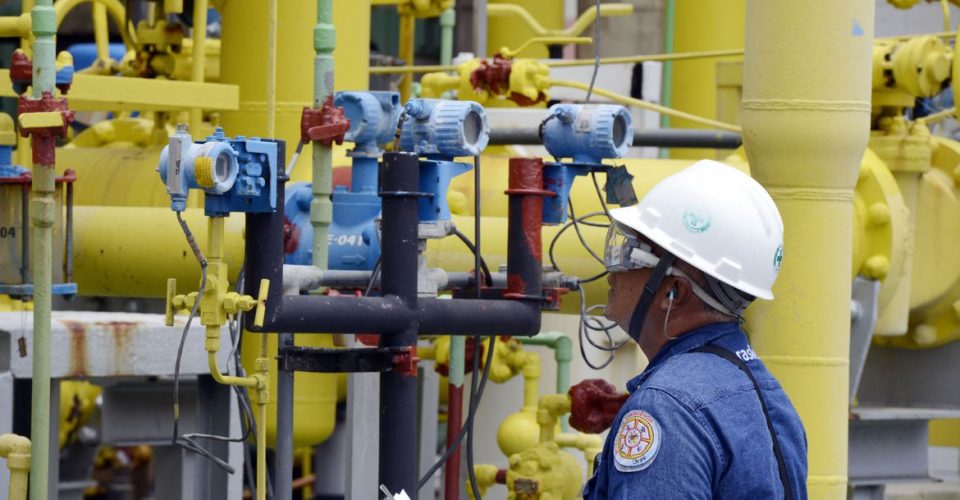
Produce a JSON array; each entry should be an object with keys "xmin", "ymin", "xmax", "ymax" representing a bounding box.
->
[{"xmin": 581, "ymin": 159, "xmax": 807, "ymax": 499}]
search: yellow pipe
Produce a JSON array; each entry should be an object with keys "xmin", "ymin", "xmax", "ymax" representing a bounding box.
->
[
  {"xmin": 219, "ymin": 0, "xmax": 369, "ymax": 180},
  {"xmin": 499, "ymin": 36, "xmax": 592, "ymax": 58},
  {"xmin": 198, "ymin": 216, "xmax": 268, "ymax": 500},
  {"xmin": 54, "ymin": 0, "xmax": 134, "ymax": 49},
  {"xmin": 189, "ymin": 0, "xmax": 208, "ymax": 134},
  {"xmin": 554, "ymin": 432, "xmax": 602, "ymax": 476},
  {"xmin": 545, "ymin": 48, "xmax": 744, "ymax": 68},
  {"xmin": 487, "ymin": 0, "xmax": 564, "ymax": 58},
  {"xmin": 265, "ymin": 0, "xmax": 277, "ymax": 138},
  {"xmin": 0, "ymin": 15, "xmax": 31, "ymax": 38},
  {"xmin": 916, "ymin": 107, "xmax": 955, "ymax": 125},
  {"xmin": 92, "ymin": 3, "xmax": 109, "ymax": 61},
  {"xmin": 671, "ymin": 0, "xmax": 745, "ymax": 159},
  {"xmin": 536, "ymin": 394, "xmax": 570, "ymax": 444},
  {"xmin": 0, "ymin": 434, "xmax": 30, "ymax": 500},
  {"xmin": 548, "ymin": 78, "xmax": 741, "ymax": 132},
  {"xmin": 207, "ymin": 349, "xmax": 259, "ymax": 388},
  {"xmin": 398, "ymin": 11, "xmax": 415, "ymax": 101},
  {"xmin": 256, "ymin": 335, "xmax": 268, "ymax": 500},
  {"xmin": 486, "ymin": 3, "xmax": 632, "ymax": 38},
  {"xmin": 741, "ymin": 1, "xmax": 873, "ymax": 497},
  {"xmin": 368, "ymin": 48, "xmax": 745, "ymax": 75},
  {"xmin": 521, "ymin": 356, "xmax": 540, "ymax": 410}
]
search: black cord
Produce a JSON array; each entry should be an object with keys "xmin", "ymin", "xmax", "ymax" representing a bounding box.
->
[
  {"xmin": 453, "ymin": 228, "xmax": 494, "ymax": 287},
  {"xmin": 171, "ymin": 213, "xmax": 258, "ymax": 477},
  {"xmin": 591, "ymin": 171, "xmax": 610, "ymax": 217},
  {"xmin": 365, "ymin": 257, "xmax": 382, "ymax": 296},
  {"xmin": 466, "ymin": 154, "xmax": 485, "ymax": 500},
  {"xmin": 416, "ymin": 334, "xmax": 497, "ymax": 490},
  {"xmin": 585, "ymin": 0, "xmax": 602, "ymax": 102},
  {"xmin": 547, "ymin": 209, "xmax": 609, "ymax": 284}
]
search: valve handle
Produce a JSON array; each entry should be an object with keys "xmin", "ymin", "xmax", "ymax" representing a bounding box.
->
[
  {"xmin": 253, "ymin": 278, "xmax": 270, "ymax": 328},
  {"xmin": 165, "ymin": 278, "xmax": 177, "ymax": 327}
]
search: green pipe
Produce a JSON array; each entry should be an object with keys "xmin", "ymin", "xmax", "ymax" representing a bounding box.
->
[
  {"xmin": 28, "ymin": 0, "xmax": 57, "ymax": 497},
  {"xmin": 658, "ymin": 0, "xmax": 675, "ymax": 159},
  {"xmin": 439, "ymin": 7, "xmax": 455, "ymax": 67},
  {"xmin": 312, "ymin": 0, "xmax": 335, "ymax": 270},
  {"xmin": 518, "ymin": 332, "xmax": 573, "ymax": 430}
]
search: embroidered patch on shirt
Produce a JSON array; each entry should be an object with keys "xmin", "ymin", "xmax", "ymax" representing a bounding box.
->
[{"xmin": 614, "ymin": 409, "xmax": 661, "ymax": 472}]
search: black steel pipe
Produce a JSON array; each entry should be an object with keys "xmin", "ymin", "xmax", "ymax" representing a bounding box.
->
[
  {"xmin": 274, "ymin": 295, "xmax": 413, "ymax": 333},
  {"xmin": 274, "ymin": 332, "xmax": 294, "ymax": 500},
  {"xmin": 378, "ymin": 152, "xmax": 421, "ymax": 496},
  {"xmin": 418, "ymin": 298, "xmax": 539, "ymax": 335},
  {"xmin": 243, "ymin": 142, "xmax": 287, "ymax": 330},
  {"xmin": 243, "ymin": 151, "xmax": 546, "ymax": 496},
  {"xmin": 488, "ymin": 127, "xmax": 742, "ymax": 149},
  {"xmin": 275, "ymin": 295, "xmax": 538, "ymax": 335}
]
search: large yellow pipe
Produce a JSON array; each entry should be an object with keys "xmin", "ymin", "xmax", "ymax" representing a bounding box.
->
[
  {"xmin": 218, "ymin": 0, "xmax": 369, "ymax": 178},
  {"xmin": 670, "ymin": 0, "xmax": 745, "ymax": 159},
  {"xmin": 741, "ymin": 1, "xmax": 874, "ymax": 497}
]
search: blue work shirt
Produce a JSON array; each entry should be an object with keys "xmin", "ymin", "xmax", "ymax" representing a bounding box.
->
[{"xmin": 582, "ymin": 322, "xmax": 808, "ymax": 499}]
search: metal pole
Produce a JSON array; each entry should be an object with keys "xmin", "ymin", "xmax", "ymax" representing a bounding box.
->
[
  {"xmin": 28, "ymin": 0, "xmax": 57, "ymax": 496},
  {"xmin": 274, "ymin": 332, "xmax": 295, "ymax": 500},
  {"xmin": 312, "ymin": 0, "xmax": 336, "ymax": 271},
  {"xmin": 473, "ymin": 0, "xmax": 487, "ymax": 58},
  {"xmin": 378, "ymin": 152, "xmax": 421, "ymax": 496},
  {"xmin": 487, "ymin": 127, "xmax": 742, "ymax": 148}
]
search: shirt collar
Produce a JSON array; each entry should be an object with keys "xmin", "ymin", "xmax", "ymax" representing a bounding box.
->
[{"xmin": 626, "ymin": 321, "xmax": 743, "ymax": 393}]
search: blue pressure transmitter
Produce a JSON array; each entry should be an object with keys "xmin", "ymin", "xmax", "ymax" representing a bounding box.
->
[
  {"xmin": 158, "ymin": 125, "xmax": 278, "ymax": 215},
  {"xmin": 538, "ymin": 104, "xmax": 636, "ymax": 224},
  {"xmin": 399, "ymin": 98, "xmax": 490, "ymax": 223}
]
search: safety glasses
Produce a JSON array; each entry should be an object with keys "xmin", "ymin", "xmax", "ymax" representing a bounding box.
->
[{"xmin": 604, "ymin": 223, "xmax": 660, "ymax": 272}]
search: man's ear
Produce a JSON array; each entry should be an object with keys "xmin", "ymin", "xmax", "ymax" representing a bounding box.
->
[{"xmin": 658, "ymin": 277, "xmax": 694, "ymax": 310}]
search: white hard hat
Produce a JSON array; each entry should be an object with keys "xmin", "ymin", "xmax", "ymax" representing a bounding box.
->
[{"xmin": 607, "ymin": 159, "xmax": 784, "ymax": 301}]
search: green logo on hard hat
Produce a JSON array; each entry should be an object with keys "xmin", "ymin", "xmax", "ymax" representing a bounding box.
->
[
  {"xmin": 682, "ymin": 209, "xmax": 711, "ymax": 233},
  {"xmin": 774, "ymin": 245, "xmax": 783, "ymax": 271}
]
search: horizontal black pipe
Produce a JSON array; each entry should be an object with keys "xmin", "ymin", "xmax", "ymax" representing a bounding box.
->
[
  {"xmin": 273, "ymin": 295, "xmax": 414, "ymax": 333},
  {"xmin": 272, "ymin": 295, "xmax": 539, "ymax": 336},
  {"xmin": 488, "ymin": 127, "xmax": 742, "ymax": 149},
  {"xmin": 418, "ymin": 298, "xmax": 539, "ymax": 336}
]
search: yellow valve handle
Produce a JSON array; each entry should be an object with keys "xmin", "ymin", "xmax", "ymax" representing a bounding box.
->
[
  {"xmin": 253, "ymin": 278, "xmax": 270, "ymax": 328},
  {"xmin": 165, "ymin": 278, "xmax": 177, "ymax": 326}
]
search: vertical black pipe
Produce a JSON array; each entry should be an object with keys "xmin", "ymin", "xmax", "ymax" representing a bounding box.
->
[
  {"xmin": 244, "ymin": 141, "xmax": 287, "ymax": 330},
  {"xmin": 378, "ymin": 152, "xmax": 421, "ymax": 496},
  {"xmin": 274, "ymin": 332, "xmax": 295, "ymax": 500}
]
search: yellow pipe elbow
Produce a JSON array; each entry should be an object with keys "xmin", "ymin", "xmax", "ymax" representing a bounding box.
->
[
  {"xmin": 487, "ymin": 4, "xmax": 546, "ymax": 36},
  {"xmin": 0, "ymin": 15, "xmax": 31, "ymax": 38},
  {"xmin": 207, "ymin": 351, "xmax": 260, "ymax": 389},
  {"xmin": 0, "ymin": 434, "xmax": 31, "ymax": 500},
  {"xmin": 565, "ymin": 4, "xmax": 634, "ymax": 38},
  {"xmin": 537, "ymin": 394, "xmax": 571, "ymax": 443},
  {"xmin": 467, "ymin": 464, "xmax": 500, "ymax": 500},
  {"xmin": 54, "ymin": 0, "xmax": 134, "ymax": 49}
]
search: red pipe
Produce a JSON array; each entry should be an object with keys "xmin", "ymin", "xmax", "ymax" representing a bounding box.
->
[{"xmin": 444, "ymin": 382, "xmax": 464, "ymax": 500}]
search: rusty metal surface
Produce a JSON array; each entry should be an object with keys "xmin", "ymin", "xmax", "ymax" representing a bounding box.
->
[{"xmin": 0, "ymin": 311, "xmax": 231, "ymax": 378}]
